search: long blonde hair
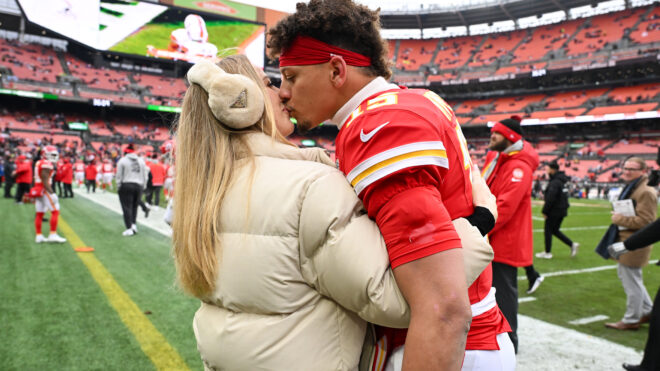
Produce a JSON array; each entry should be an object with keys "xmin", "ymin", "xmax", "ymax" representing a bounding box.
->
[{"xmin": 172, "ymin": 55, "xmax": 289, "ymax": 298}]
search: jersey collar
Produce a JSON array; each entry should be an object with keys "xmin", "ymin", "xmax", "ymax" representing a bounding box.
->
[{"xmin": 331, "ymin": 76, "xmax": 399, "ymax": 130}]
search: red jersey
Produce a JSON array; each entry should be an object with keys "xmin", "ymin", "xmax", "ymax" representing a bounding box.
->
[
  {"xmin": 85, "ymin": 164, "xmax": 98, "ymax": 180},
  {"xmin": 102, "ymin": 163, "xmax": 114, "ymax": 174},
  {"xmin": 336, "ymin": 88, "xmax": 472, "ymax": 267},
  {"xmin": 34, "ymin": 159, "xmax": 54, "ymax": 187},
  {"xmin": 74, "ymin": 162, "xmax": 85, "ymax": 172},
  {"xmin": 335, "ymin": 86, "xmax": 509, "ymax": 352}
]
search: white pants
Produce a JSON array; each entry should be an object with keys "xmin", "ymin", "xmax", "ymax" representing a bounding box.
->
[
  {"xmin": 384, "ymin": 333, "xmax": 516, "ymax": 371},
  {"xmin": 35, "ymin": 192, "xmax": 60, "ymax": 213},
  {"xmin": 618, "ymin": 263, "xmax": 653, "ymax": 323},
  {"xmin": 163, "ymin": 178, "xmax": 173, "ymax": 192},
  {"xmin": 75, "ymin": 172, "xmax": 84, "ymax": 183},
  {"xmin": 102, "ymin": 173, "xmax": 114, "ymax": 185},
  {"xmin": 463, "ymin": 333, "xmax": 516, "ymax": 371}
]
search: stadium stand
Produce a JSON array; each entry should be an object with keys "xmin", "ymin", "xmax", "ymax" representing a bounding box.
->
[
  {"xmin": 396, "ymin": 38, "xmax": 438, "ymax": 71},
  {"xmin": 0, "ymin": 37, "xmax": 62, "ymax": 83},
  {"xmin": 469, "ymin": 30, "xmax": 527, "ymax": 67},
  {"xmin": 0, "ymin": 0, "xmax": 657, "ymax": 191}
]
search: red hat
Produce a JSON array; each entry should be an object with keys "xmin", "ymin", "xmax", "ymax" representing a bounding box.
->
[{"xmin": 491, "ymin": 117, "xmax": 523, "ymax": 143}]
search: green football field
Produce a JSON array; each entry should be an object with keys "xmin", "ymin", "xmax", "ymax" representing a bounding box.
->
[
  {"xmin": 110, "ymin": 21, "xmax": 261, "ymax": 57},
  {"xmin": 0, "ymin": 195, "xmax": 658, "ymax": 369}
]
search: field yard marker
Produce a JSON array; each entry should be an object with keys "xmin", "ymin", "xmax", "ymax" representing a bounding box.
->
[
  {"xmin": 568, "ymin": 315, "xmax": 609, "ymax": 325},
  {"xmin": 58, "ymin": 217, "xmax": 190, "ymax": 371},
  {"xmin": 533, "ymin": 225, "xmax": 609, "ymax": 232},
  {"xmin": 518, "ymin": 260, "xmax": 659, "ymax": 280},
  {"xmin": 519, "ymin": 297, "xmax": 537, "ymax": 303}
]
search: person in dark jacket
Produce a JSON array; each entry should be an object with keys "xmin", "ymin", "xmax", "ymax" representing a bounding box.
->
[
  {"xmin": 536, "ymin": 161, "xmax": 579, "ymax": 259},
  {"xmin": 609, "ymin": 218, "xmax": 660, "ymax": 371},
  {"xmin": 4, "ymin": 155, "xmax": 15, "ymax": 198}
]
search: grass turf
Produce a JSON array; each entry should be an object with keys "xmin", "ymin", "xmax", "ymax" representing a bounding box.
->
[
  {"xmin": 519, "ymin": 199, "xmax": 660, "ymax": 350},
  {"xmin": 110, "ymin": 21, "xmax": 260, "ymax": 57},
  {"xmin": 0, "ymin": 195, "xmax": 201, "ymax": 370},
  {"xmin": 1, "ymin": 194, "xmax": 658, "ymax": 369}
]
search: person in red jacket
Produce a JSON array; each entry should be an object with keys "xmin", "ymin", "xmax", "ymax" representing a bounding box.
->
[
  {"xmin": 482, "ymin": 117, "xmax": 541, "ymax": 353},
  {"xmin": 145, "ymin": 155, "xmax": 166, "ymax": 206},
  {"xmin": 84, "ymin": 160, "xmax": 98, "ymax": 193},
  {"xmin": 13, "ymin": 154, "xmax": 33, "ymax": 203},
  {"xmin": 54, "ymin": 158, "xmax": 65, "ymax": 197},
  {"xmin": 61, "ymin": 158, "xmax": 74, "ymax": 198}
]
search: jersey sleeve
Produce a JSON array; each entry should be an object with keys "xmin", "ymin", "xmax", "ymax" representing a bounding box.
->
[{"xmin": 341, "ymin": 110, "xmax": 461, "ymax": 268}]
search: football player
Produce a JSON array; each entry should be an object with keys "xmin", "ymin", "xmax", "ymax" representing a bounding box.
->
[{"xmin": 32, "ymin": 146, "xmax": 66, "ymax": 243}]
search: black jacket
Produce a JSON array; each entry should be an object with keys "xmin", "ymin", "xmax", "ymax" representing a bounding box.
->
[{"xmin": 543, "ymin": 171, "xmax": 570, "ymax": 216}]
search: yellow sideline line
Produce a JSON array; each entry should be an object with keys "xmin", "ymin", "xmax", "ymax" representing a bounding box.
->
[{"xmin": 58, "ymin": 218, "xmax": 190, "ymax": 371}]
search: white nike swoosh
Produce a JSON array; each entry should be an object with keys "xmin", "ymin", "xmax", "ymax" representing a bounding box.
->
[{"xmin": 360, "ymin": 122, "xmax": 390, "ymax": 143}]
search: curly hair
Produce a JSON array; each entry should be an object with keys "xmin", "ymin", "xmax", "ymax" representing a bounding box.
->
[{"xmin": 267, "ymin": 0, "xmax": 391, "ymax": 79}]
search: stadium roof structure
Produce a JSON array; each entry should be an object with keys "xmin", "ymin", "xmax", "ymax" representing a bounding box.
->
[{"xmin": 378, "ymin": 0, "xmax": 598, "ymax": 29}]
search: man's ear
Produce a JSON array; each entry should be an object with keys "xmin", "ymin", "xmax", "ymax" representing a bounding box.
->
[{"xmin": 328, "ymin": 55, "xmax": 347, "ymax": 88}]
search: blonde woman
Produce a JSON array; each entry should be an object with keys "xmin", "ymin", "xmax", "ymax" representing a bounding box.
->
[{"xmin": 173, "ymin": 55, "xmax": 493, "ymax": 370}]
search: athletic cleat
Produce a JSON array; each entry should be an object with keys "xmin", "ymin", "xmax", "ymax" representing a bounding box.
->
[
  {"xmin": 571, "ymin": 242, "xmax": 580, "ymax": 257},
  {"xmin": 131, "ymin": 224, "xmax": 138, "ymax": 233},
  {"xmin": 47, "ymin": 233, "xmax": 67, "ymax": 243},
  {"xmin": 122, "ymin": 229, "xmax": 135, "ymax": 236},
  {"xmin": 526, "ymin": 275, "xmax": 544, "ymax": 294},
  {"xmin": 35, "ymin": 235, "xmax": 47, "ymax": 243},
  {"xmin": 535, "ymin": 252, "xmax": 553, "ymax": 259}
]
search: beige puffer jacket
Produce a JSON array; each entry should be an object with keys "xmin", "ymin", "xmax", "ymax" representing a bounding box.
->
[{"xmin": 193, "ymin": 133, "xmax": 410, "ymax": 371}]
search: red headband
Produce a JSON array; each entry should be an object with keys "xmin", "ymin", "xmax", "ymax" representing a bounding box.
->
[
  {"xmin": 492, "ymin": 122, "xmax": 522, "ymax": 143},
  {"xmin": 279, "ymin": 36, "xmax": 371, "ymax": 67}
]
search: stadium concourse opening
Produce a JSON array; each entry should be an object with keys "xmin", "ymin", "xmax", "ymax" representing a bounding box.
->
[{"xmin": 0, "ymin": 0, "xmax": 659, "ymax": 369}]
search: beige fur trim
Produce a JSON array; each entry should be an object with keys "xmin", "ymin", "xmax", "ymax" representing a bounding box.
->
[{"xmin": 187, "ymin": 59, "xmax": 264, "ymax": 129}]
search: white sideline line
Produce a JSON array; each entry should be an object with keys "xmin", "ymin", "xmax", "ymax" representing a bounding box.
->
[
  {"xmin": 532, "ymin": 216, "xmax": 544, "ymax": 221},
  {"xmin": 568, "ymin": 315, "xmax": 609, "ymax": 325},
  {"xmin": 533, "ymin": 225, "xmax": 609, "ymax": 232},
  {"xmin": 518, "ymin": 260, "xmax": 659, "ymax": 280},
  {"xmin": 519, "ymin": 297, "xmax": 537, "ymax": 303}
]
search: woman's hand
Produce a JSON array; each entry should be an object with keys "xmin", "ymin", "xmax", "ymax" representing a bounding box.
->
[{"xmin": 471, "ymin": 164, "xmax": 497, "ymax": 222}]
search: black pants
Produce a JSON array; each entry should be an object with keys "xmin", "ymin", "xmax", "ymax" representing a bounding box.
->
[
  {"xmin": 524, "ymin": 265, "xmax": 540, "ymax": 284},
  {"xmin": 492, "ymin": 261, "xmax": 519, "ymax": 353},
  {"xmin": 146, "ymin": 185, "xmax": 162, "ymax": 206},
  {"xmin": 85, "ymin": 179, "xmax": 96, "ymax": 193},
  {"xmin": 64, "ymin": 183, "xmax": 73, "ymax": 198},
  {"xmin": 544, "ymin": 214, "xmax": 573, "ymax": 253},
  {"xmin": 118, "ymin": 183, "xmax": 142, "ymax": 229},
  {"xmin": 54, "ymin": 181, "xmax": 63, "ymax": 197},
  {"xmin": 15, "ymin": 182, "xmax": 30, "ymax": 203},
  {"xmin": 640, "ymin": 286, "xmax": 660, "ymax": 370},
  {"xmin": 3, "ymin": 180, "xmax": 13, "ymax": 198}
]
